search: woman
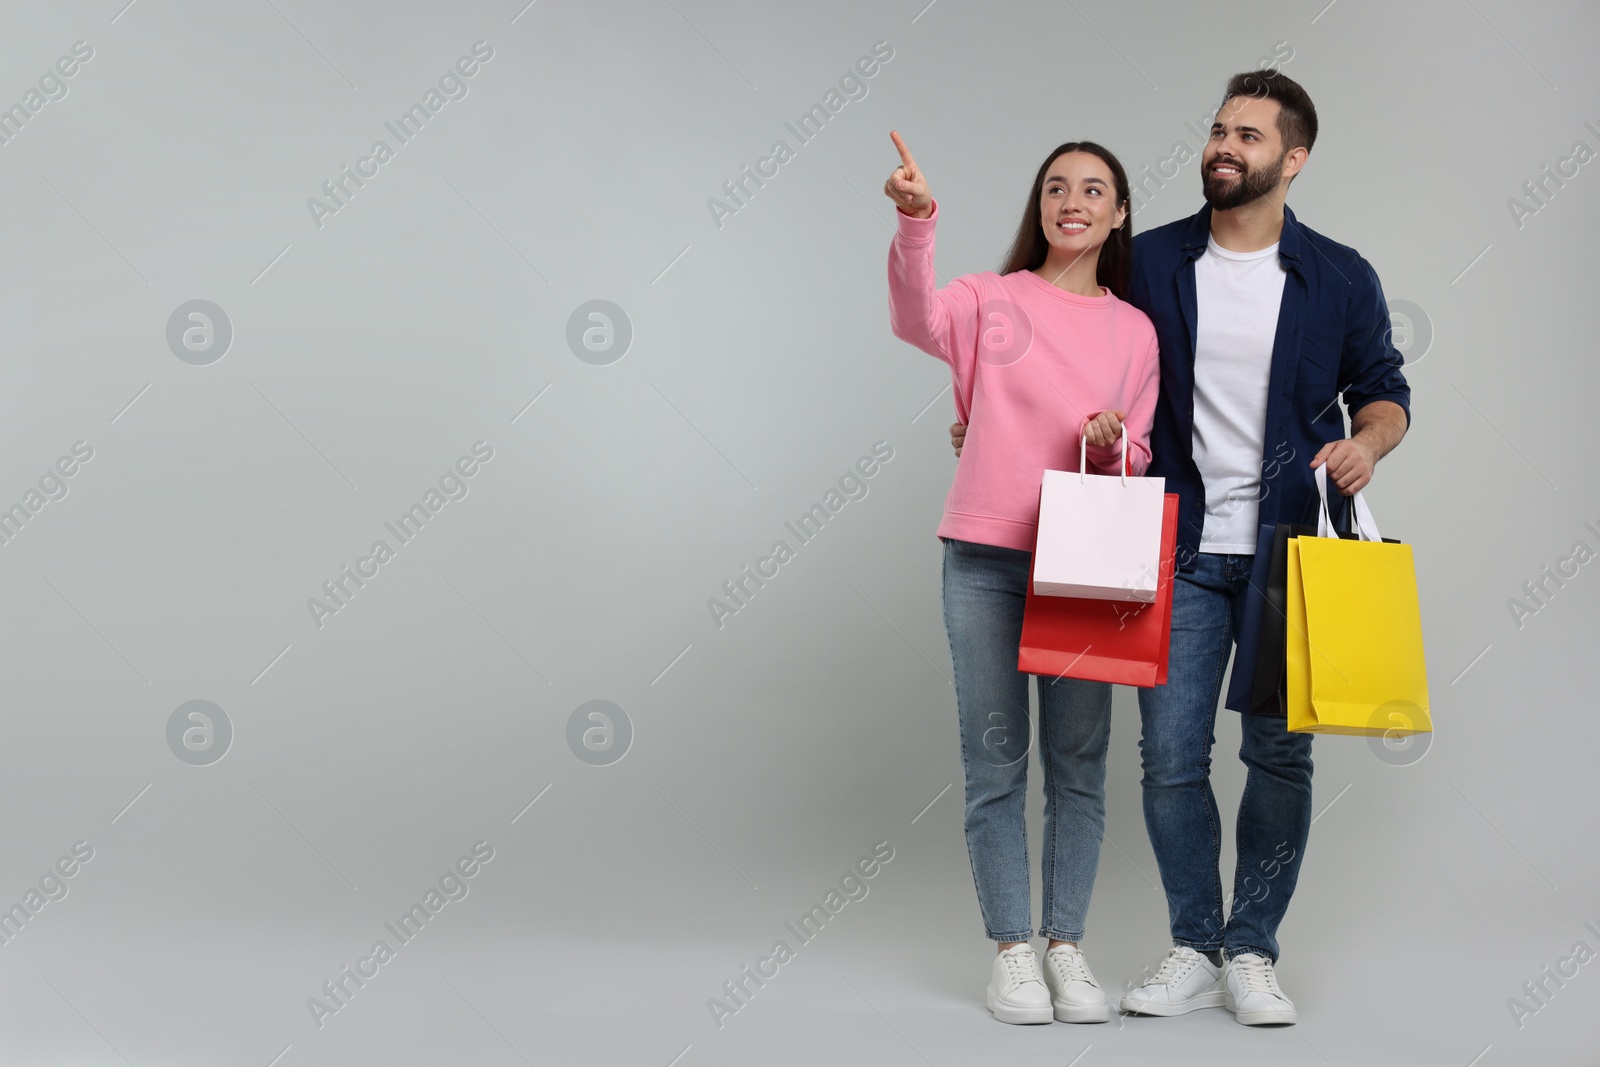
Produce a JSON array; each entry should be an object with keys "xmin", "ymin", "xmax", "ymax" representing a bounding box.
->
[{"xmin": 884, "ymin": 131, "xmax": 1159, "ymax": 1025}]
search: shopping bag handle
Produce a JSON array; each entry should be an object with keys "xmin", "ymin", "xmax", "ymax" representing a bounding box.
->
[
  {"xmin": 1313, "ymin": 463, "xmax": 1382, "ymax": 541},
  {"xmin": 1079, "ymin": 425, "xmax": 1130, "ymax": 486}
]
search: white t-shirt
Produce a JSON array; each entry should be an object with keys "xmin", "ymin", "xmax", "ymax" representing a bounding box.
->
[{"xmin": 1192, "ymin": 233, "xmax": 1287, "ymax": 554}]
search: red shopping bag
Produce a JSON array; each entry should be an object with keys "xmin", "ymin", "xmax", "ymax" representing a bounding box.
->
[{"xmin": 1017, "ymin": 493, "xmax": 1178, "ymax": 687}]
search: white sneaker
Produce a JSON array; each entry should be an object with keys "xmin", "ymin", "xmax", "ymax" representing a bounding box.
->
[
  {"xmin": 986, "ymin": 943, "xmax": 1053, "ymax": 1024},
  {"xmin": 1223, "ymin": 952, "xmax": 1297, "ymax": 1025},
  {"xmin": 1118, "ymin": 945, "xmax": 1225, "ymax": 1016},
  {"xmin": 1041, "ymin": 943, "xmax": 1110, "ymax": 1023}
]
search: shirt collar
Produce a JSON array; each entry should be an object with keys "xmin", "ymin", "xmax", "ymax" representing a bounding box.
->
[{"xmin": 1180, "ymin": 201, "xmax": 1305, "ymax": 275}]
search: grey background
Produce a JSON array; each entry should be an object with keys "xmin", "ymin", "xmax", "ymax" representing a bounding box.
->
[{"xmin": 0, "ymin": 0, "xmax": 1594, "ymax": 1064}]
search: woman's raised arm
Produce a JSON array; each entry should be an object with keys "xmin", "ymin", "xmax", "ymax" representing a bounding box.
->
[{"xmin": 885, "ymin": 130, "xmax": 982, "ymax": 408}]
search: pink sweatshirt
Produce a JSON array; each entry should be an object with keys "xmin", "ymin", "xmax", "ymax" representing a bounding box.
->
[{"xmin": 888, "ymin": 199, "xmax": 1160, "ymax": 552}]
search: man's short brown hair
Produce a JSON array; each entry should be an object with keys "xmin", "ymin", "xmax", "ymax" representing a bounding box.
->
[{"xmin": 1221, "ymin": 70, "xmax": 1318, "ymax": 155}]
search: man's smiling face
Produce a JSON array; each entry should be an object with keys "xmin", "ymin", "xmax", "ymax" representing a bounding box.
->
[{"xmin": 1201, "ymin": 93, "xmax": 1294, "ymax": 210}]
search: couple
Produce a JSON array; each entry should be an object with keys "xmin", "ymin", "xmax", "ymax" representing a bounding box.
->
[{"xmin": 884, "ymin": 69, "xmax": 1411, "ymax": 1026}]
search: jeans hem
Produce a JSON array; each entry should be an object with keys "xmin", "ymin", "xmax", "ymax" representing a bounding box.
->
[
  {"xmin": 1038, "ymin": 928, "xmax": 1085, "ymax": 942},
  {"xmin": 988, "ymin": 930, "xmax": 1035, "ymax": 943},
  {"xmin": 1173, "ymin": 937, "xmax": 1223, "ymax": 953},
  {"xmin": 1223, "ymin": 945, "xmax": 1278, "ymax": 964}
]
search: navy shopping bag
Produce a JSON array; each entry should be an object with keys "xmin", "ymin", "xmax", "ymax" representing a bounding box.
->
[
  {"xmin": 1225, "ymin": 523, "xmax": 1288, "ymax": 716},
  {"xmin": 1227, "ymin": 511, "xmax": 1374, "ymax": 716}
]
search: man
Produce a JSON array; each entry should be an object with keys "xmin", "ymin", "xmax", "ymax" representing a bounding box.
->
[{"xmin": 950, "ymin": 70, "xmax": 1411, "ymax": 1025}]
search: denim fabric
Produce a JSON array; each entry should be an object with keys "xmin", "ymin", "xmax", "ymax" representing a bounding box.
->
[
  {"xmin": 1135, "ymin": 550, "xmax": 1314, "ymax": 963},
  {"xmin": 940, "ymin": 536, "xmax": 1113, "ymax": 942}
]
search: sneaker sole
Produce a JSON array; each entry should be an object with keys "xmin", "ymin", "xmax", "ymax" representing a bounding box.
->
[
  {"xmin": 987, "ymin": 993, "xmax": 1054, "ymax": 1025},
  {"xmin": 1054, "ymin": 1001, "xmax": 1111, "ymax": 1023},
  {"xmin": 1224, "ymin": 996, "xmax": 1297, "ymax": 1025},
  {"xmin": 1118, "ymin": 990, "xmax": 1226, "ymax": 1016}
]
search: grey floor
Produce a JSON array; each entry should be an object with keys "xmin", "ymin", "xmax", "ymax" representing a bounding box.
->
[
  {"xmin": 8, "ymin": 897, "xmax": 1592, "ymax": 1065},
  {"xmin": 3, "ymin": 691, "xmax": 1593, "ymax": 1066}
]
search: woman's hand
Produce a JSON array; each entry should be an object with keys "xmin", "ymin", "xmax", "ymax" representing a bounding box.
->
[
  {"xmin": 884, "ymin": 130, "xmax": 932, "ymax": 219},
  {"xmin": 1082, "ymin": 410, "xmax": 1126, "ymax": 449}
]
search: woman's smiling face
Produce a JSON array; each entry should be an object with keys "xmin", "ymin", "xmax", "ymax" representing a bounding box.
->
[{"xmin": 1038, "ymin": 150, "xmax": 1126, "ymax": 261}]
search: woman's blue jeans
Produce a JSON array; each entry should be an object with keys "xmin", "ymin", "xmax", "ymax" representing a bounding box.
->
[{"xmin": 940, "ymin": 536, "xmax": 1112, "ymax": 943}]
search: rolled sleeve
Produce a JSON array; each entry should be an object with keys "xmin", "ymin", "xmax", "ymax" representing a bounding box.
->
[{"xmin": 1339, "ymin": 257, "xmax": 1412, "ymax": 431}]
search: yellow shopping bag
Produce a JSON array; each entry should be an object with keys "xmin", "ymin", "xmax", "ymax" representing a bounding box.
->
[{"xmin": 1284, "ymin": 468, "xmax": 1431, "ymax": 736}]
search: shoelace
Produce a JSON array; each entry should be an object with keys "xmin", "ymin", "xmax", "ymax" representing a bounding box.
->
[
  {"xmin": 1149, "ymin": 947, "xmax": 1200, "ymax": 985},
  {"xmin": 1047, "ymin": 947, "xmax": 1098, "ymax": 986},
  {"xmin": 1230, "ymin": 955, "xmax": 1284, "ymax": 996},
  {"xmin": 1001, "ymin": 949, "xmax": 1043, "ymax": 987}
]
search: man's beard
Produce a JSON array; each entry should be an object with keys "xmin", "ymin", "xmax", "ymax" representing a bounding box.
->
[{"xmin": 1202, "ymin": 152, "xmax": 1284, "ymax": 210}]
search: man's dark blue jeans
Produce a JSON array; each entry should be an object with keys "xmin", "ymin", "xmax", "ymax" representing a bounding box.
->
[{"xmin": 1136, "ymin": 550, "xmax": 1314, "ymax": 964}]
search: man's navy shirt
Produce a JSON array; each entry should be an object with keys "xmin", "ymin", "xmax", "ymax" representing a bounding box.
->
[{"xmin": 1128, "ymin": 202, "xmax": 1412, "ymax": 570}]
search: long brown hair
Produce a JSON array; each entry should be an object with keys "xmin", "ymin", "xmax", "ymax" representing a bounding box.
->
[{"xmin": 998, "ymin": 141, "xmax": 1132, "ymax": 301}]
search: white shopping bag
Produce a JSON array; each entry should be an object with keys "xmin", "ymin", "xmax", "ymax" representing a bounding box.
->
[{"xmin": 1033, "ymin": 431, "xmax": 1166, "ymax": 601}]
